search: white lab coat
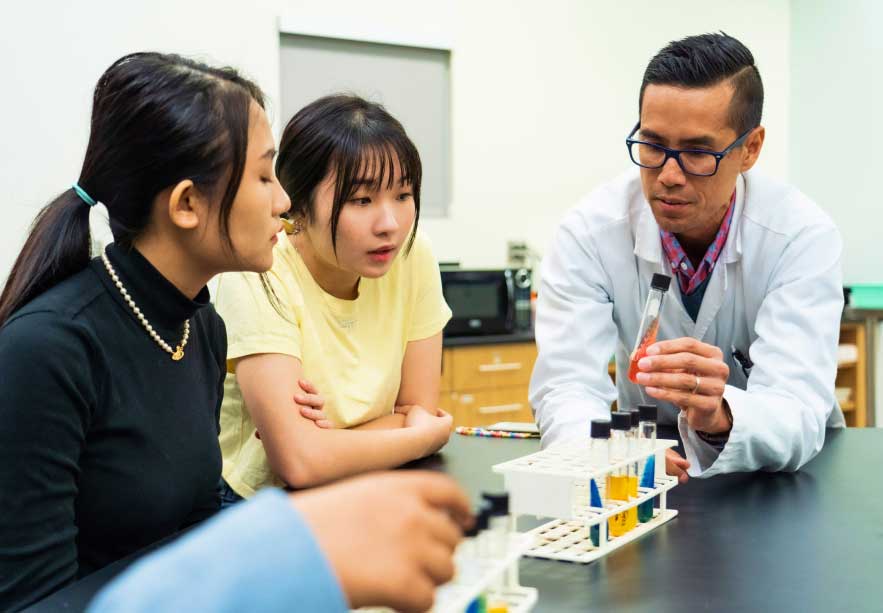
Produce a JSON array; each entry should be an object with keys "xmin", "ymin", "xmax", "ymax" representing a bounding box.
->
[{"xmin": 529, "ymin": 168, "xmax": 845, "ymax": 477}]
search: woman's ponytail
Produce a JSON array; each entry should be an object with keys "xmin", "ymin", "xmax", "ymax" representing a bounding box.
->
[
  {"xmin": 0, "ymin": 51, "xmax": 265, "ymax": 327},
  {"xmin": 0, "ymin": 188, "xmax": 92, "ymax": 326}
]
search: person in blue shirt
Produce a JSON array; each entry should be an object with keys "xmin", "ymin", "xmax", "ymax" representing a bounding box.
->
[{"xmin": 88, "ymin": 471, "xmax": 472, "ymax": 613}]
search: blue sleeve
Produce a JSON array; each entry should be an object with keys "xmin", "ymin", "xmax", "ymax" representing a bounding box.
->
[{"xmin": 87, "ymin": 489, "xmax": 348, "ymax": 613}]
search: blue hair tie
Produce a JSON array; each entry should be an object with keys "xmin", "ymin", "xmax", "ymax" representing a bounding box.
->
[{"xmin": 72, "ymin": 183, "xmax": 97, "ymax": 207}]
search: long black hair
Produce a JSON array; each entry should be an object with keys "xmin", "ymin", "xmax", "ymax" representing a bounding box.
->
[
  {"xmin": 0, "ymin": 52, "xmax": 264, "ymax": 326},
  {"xmin": 276, "ymin": 94, "xmax": 422, "ymax": 255}
]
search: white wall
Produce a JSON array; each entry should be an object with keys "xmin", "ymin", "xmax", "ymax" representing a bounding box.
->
[
  {"xmin": 0, "ymin": 0, "xmax": 285, "ymax": 277},
  {"xmin": 429, "ymin": 0, "xmax": 791, "ymax": 267},
  {"xmin": 789, "ymin": 0, "xmax": 882, "ymax": 285},
  {"xmin": 0, "ymin": 0, "xmax": 790, "ymax": 280}
]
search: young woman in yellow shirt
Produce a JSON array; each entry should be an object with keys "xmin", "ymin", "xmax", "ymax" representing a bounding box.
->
[{"xmin": 215, "ymin": 95, "xmax": 454, "ymax": 499}]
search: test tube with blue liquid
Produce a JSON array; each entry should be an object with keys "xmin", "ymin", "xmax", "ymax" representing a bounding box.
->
[{"xmin": 637, "ymin": 403, "xmax": 657, "ymax": 523}]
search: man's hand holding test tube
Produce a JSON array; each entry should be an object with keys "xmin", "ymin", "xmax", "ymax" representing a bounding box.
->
[{"xmin": 635, "ymin": 337, "xmax": 733, "ymax": 483}]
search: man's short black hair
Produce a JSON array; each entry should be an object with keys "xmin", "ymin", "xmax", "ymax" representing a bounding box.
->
[{"xmin": 639, "ymin": 32, "xmax": 764, "ymax": 136}]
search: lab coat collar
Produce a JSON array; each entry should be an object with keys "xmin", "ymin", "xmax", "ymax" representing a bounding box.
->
[
  {"xmin": 633, "ymin": 204, "xmax": 663, "ymax": 264},
  {"xmin": 723, "ymin": 173, "xmax": 746, "ymax": 264},
  {"xmin": 633, "ymin": 173, "xmax": 747, "ymax": 266}
]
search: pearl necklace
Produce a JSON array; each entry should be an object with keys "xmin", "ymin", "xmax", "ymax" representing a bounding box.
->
[{"xmin": 101, "ymin": 251, "xmax": 190, "ymax": 361}]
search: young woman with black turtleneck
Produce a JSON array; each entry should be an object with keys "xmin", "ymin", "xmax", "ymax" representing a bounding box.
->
[{"xmin": 0, "ymin": 53, "xmax": 289, "ymax": 611}]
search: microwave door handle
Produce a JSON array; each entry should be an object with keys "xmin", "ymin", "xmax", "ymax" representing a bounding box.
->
[{"xmin": 505, "ymin": 270, "xmax": 515, "ymax": 330}]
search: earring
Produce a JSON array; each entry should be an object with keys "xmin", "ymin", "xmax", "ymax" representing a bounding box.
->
[{"xmin": 282, "ymin": 217, "xmax": 304, "ymax": 235}]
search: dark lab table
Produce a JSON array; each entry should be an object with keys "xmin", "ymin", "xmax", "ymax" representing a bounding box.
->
[
  {"xmin": 419, "ymin": 427, "xmax": 883, "ymax": 613},
  {"xmin": 27, "ymin": 428, "xmax": 883, "ymax": 612}
]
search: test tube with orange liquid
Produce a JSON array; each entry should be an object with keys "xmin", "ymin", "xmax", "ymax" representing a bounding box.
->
[{"xmin": 627, "ymin": 274, "xmax": 672, "ymax": 384}]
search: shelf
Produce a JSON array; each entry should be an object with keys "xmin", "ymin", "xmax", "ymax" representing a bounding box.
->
[{"xmin": 841, "ymin": 401, "xmax": 856, "ymax": 412}]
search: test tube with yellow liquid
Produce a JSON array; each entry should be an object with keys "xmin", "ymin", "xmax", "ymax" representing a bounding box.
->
[
  {"xmin": 588, "ymin": 418, "xmax": 611, "ymax": 546},
  {"xmin": 607, "ymin": 411, "xmax": 632, "ymax": 537},
  {"xmin": 625, "ymin": 409, "xmax": 641, "ymax": 531}
]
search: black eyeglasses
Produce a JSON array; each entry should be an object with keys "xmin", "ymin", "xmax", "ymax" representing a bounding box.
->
[{"xmin": 625, "ymin": 122, "xmax": 754, "ymax": 177}]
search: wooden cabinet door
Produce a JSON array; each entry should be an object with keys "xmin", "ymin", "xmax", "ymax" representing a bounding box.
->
[
  {"xmin": 450, "ymin": 343, "xmax": 536, "ymax": 391},
  {"xmin": 449, "ymin": 386, "xmax": 533, "ymax": 427}
]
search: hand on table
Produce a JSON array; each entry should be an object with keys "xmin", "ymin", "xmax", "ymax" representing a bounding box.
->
[{"xmin": 666, "ymin": 449, "xmax": 691, "ymax": 484}]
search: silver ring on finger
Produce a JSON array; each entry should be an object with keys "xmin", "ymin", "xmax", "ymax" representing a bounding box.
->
[{"xmin": 692, "ymin": 375, "xmax": 701, "ymax": 394}]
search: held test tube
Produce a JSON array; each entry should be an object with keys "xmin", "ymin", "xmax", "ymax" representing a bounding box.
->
[
  {"xmin": 607, "ymin": 411, "xmax": 632, "ymax": 537},
  {"xmin": 628, "ymin": 274, "xmax": 672, "ymax": 384},
  {"xmin": 637, "ymin": 404, "xmax": 658, "ymax": 523},
  {"xmin": 588, "ymin": 419, "xmax": 610, "ymax": 546}
]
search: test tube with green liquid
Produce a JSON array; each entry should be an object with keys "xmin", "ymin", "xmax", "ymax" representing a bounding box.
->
[{"xmin": 637, "ymin": 404, "xmax": 658, "ymax": 523}]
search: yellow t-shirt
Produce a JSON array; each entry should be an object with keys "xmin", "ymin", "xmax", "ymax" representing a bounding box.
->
[{"xmin": 214, "ymin": 231, "xmax": 451, "ymax": 497}]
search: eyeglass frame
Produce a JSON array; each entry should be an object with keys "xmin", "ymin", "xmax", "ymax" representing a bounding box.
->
[{"xmin": 625, "ymin": 122, "xmax": 755, "ymax": 177}]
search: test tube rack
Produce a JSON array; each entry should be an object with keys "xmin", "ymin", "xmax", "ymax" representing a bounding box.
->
[
  {"xmin": 492, "ymin": 439, "xmax": 680, "ymax": 564},
  {"xmin": 433, "ymin": 531, "xmax": 538, "ymax": 613}
]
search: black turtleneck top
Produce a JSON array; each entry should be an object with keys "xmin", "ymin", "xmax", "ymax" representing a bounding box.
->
[{"xmin": 0, "ymin": 244, "xmax": 226, "ymax": 611}]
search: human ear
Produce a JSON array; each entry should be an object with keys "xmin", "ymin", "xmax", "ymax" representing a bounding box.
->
[
  {"xmin": 740, "ymin": 126, "xmax": 765, "ymax": 172},
  {"xmin": 166, "ymin": 179, "xmax": 205, "ymax": 231}
]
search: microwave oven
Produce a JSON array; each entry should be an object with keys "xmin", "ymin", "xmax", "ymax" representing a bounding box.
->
[{"xmin": 440, "ymin": 268, "xmax": 532, "ymax": 336}]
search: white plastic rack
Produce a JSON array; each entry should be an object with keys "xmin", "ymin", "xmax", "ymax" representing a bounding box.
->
[
  {"xmin": 492, "ymin": 439, "xmax": 680, "ymax": 564},
  {"xmin": 433, "ymin": 532, "xmax": 538, "ymax": 613}
]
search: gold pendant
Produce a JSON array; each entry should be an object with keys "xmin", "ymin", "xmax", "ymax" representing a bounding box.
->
[{"xmin": 172, "ymin": 346, "xmax": 184, "ymax": 361}]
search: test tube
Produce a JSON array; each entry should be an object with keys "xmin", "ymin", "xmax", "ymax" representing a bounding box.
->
[
  {"xmin": 474, "ymin": 504, "xmax": 491, "ymax": 558},
  {"xmin": 482, "ymin": 492, "xmax": 510, "ymax": 558},
  {"xmin": 637, "ymin": 403, "xmax": 658, "ymax": 523},
  {"xmin": 466, "ymin": 594, "xmax": 487, "ymax": 613},
  {"xmin": 625, "ymin": 409, "xmax": 640, "ymax": 530},
  {"xmin": 588, "ymin": 419, "xmax": 610, "ymax": 547},
  {"xmin": 589, "ymin": 418, "xmax": 611, "ymax": 467},
  {"xmin": 458, "ymin": 510, "xmax": 481, "ymax": 559},
  {"xmin": 607, "ymin": 411, "xmax": 632, "ymax": 537},
  {"xmin": 628, "ymin": 274, "xmax": 672, "ymax": 384}
]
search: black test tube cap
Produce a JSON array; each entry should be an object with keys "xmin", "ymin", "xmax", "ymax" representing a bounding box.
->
[
  {"xmin": 474, "ymin": 504, "xmax": 491, "ymax": 532},
  {"xmin": 481, "ymin": 492, "xmax": 510, "ymax": 516},
  {"xmin": 638, "ymin": 404, "xmax": 658, "ymax": 423},
  {"xmin": 611, "ymin": 411, "xmax": 632, "ymax": 431},
  {"xmin": 651, "ymin": 273, "xmax": 671, "ymax": 292},
  {"xmin": 627, "ymin": 408, "xmax": 640, "ymax": 428},
  {"xmin": 590, "ymin": 418, "xmax": 611, "ymax": 439},
  {"xmin": 465, "ymin": 502, "xmax": 490, "ymax": 537}
]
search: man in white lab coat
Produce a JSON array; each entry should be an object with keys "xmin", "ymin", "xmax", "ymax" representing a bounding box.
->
[{"xmin": 529, "ymin": 32, "xmax": 845, "ymax": 480}]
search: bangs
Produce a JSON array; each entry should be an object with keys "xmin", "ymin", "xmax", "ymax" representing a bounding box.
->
[
  {"xmin": 277, "ymin": 94, "xmax": 424, "ymax": 256},
  {"xmin": 327, "ymin": 128, "xmax": 423, "ymax": 256},
  {"xmin": 331, "ymin": 133, "xmax": 422, "ymax": 204}
]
